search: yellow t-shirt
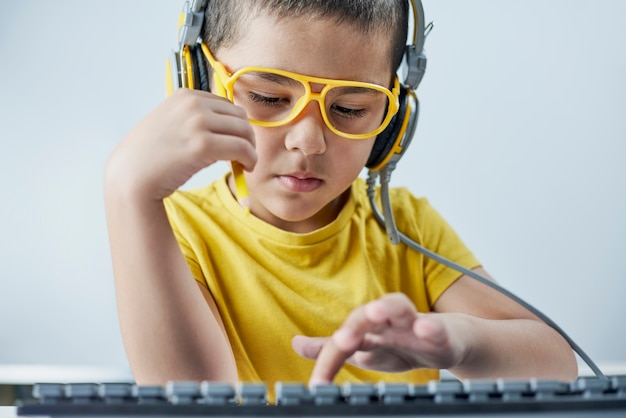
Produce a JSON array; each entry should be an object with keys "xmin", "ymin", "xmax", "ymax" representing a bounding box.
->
[{"xmin": 164, "ymin": 175, "xmax": 480, "ymax": 390}]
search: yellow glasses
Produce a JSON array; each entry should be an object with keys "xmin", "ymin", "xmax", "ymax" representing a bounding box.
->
[{"xmin": 201, "ymin": 43, "xmax": 400, "ymax": 140}]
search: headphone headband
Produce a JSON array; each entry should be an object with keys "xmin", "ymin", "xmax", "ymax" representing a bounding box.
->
[
  {"xmin": 177, "ymin": 0, "xmax": 428, "ymax": 90},
  {"xmin": 403, "ymin": 0, "xmax": 427, "ymax": 90},
  {"xmin": 178, "ymin": 0, "xmax": 206, "ymax": 47}
]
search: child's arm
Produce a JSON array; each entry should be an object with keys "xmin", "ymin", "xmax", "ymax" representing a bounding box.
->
[
  {"xmin": 104, "ymin": 88, "xmax": 256, "ymax": 385},
  {"xmin": 293, "ymin": 267, "xmax": 578, "ymax": 386}
]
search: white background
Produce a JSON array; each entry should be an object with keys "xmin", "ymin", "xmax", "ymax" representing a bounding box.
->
[{"xmin": 0, "ymin": 1, "xmax": 624, "ymax": 378}]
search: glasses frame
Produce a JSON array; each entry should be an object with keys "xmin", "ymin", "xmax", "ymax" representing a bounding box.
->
[{"xmin": 200, "ymin": 43, "xmax": 400, "ymax": 140}]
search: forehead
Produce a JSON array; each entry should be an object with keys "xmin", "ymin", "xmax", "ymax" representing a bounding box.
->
[{"xmin": 215, "ymin": 13, "xmax": 395, "ymax": 86}]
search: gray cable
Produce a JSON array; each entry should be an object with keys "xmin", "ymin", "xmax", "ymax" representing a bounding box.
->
[{"xmin": 366, "ymin": 170, "xmax": 607, "ymax": 381}]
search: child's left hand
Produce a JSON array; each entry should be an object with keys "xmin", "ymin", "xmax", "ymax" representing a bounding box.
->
[{"xmin": 291, "ymin": 292, "xmax": 471, "ymax": 386}]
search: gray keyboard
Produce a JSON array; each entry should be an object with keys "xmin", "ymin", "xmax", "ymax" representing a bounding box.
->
[{"xmin": 16, "ymin": 376, "xmax": 626, "ymax": 417}]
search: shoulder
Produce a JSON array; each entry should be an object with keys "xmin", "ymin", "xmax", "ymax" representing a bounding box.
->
[
  {"xmin": 350, "ymin": 177, "xmax": 468, "ymax": 253},
  {"xmin": 163, "ymin": 175, "xmax": 238, "ymax": 239}
]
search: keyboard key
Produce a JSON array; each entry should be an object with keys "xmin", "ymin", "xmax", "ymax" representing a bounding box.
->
[
  {"xmin": 310, "ymin": 384, "xmax": 340, "ymax": 405},
  {"xmin": 132, "ymin": 385, "xmax": 167, "ymax": 404},
  {"xmin": 428, "ymin": 380, "xmax": 463, "ymax": 403},
  {"xmin": 32, "ymin": 383, "xmax": 66, "ymax": 404},
  {"xmin": 97, "ymin": 383, "xmax": 135, "ymax": 404},
  {"xmin": 237, "ymin": 382, "xmax": 267, "ymax": 405},
  {"xmin": 495, "ymin": 379, "xmax": 529, "ymax": 401},
  {"xmin": 463, "ymin": 379, "xmax": 496, "ymax": 402},
  {"xmin": 341, "ymin": 383, "xmax": 375, "ymax": 405},
  {"xmin": 275, "ymin": 382, "xmax": 310, "ymax": 405},
  {"xmin": 528, "ymin": 379, "xmax": 569, "ymax": 400},
  {"xmin": 376, "ymin": 382, "xmax": 412, "ymax": 404},
  {"xmin": 572, "ymin": 377, "xmax": 611, "ymax": 399},
  {"xmin": 165, "ymin": 381, "xmax": 201, "ymax": 404},
  {"xmin": 200, "ymin": 382, "xmax": 236, "ymax": 405},
  {"xmin": 65, "ymin": 384, "xmax": 99, "ymax": 404}
]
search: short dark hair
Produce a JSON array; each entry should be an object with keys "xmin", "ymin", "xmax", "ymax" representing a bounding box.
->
[{"xmin": 203, "ymin": 0, "xmax": 408, "ymax": 77}]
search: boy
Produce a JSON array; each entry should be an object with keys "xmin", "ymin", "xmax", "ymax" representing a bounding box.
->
[{"xmin": 103, "ymin": 0, "xmax": 577, "ymax": 394}]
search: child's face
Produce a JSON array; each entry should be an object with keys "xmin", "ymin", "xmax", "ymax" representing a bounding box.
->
[{"xmin": 218, "ymin": 14, "xmax": 394, "ymax": 233}]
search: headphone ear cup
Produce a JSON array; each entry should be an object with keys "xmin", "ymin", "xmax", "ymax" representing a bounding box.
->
[
  {"xmin": 185, "ymin": 45, "xmax": 205, "ymax": 90},
  {"xmin": 191, "ymin": 44, "xmax": 211, "ymax": 91},
  {"xmin": 167, "ymin": 44, "xmax": 210, "ymax": 92},
  {"xmin": 366, "ymin": 87, "xmax": 409, "ymax": 170}
]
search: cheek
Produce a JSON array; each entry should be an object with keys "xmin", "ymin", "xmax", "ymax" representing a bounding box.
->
[
  {"xmin": 360, "ymin": 138, "xmax": 376, "ymax": 162},
  {"xmin": 250, "ymin": 127, "xmax": 281, "ymax": 161},
  {"xmin": 333, "ymin": 138, "xmax": 375, "ymax": 168}
]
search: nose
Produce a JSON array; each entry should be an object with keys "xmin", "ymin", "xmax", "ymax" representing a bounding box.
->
[{"xmin": 284, "ymin": 101, "xmax": 327, "ymax": 155}]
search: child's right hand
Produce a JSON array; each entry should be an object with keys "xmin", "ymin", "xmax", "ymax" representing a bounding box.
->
[{"xmin": 105, "ymin": 88, "xmax": 256, "ymax": 201}]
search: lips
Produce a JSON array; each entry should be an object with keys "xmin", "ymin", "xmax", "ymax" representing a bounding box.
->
[{"xmin": 277, "ymin": 173, "xmax": 323, "ymax": 192}]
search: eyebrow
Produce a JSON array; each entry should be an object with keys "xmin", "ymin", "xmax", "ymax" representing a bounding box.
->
[
  {"xmin": 333, "ymin": 86, "xmax": 381, "ymax": 95},
  {"xmin": 245, "ymin": 71, "xmax": 383, "ymax": 95},
  {"xmin": 247, "ymin": 71, "xmax": 302, "ymax": 88}
]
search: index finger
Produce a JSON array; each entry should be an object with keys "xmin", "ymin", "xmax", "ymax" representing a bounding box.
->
[
  {"xmin": 308, "ymin": 306, "xmax": 377, "ymax": 386},
  {"xmin": 307, "ymin": 331, "xmax": 352, "ymax": 386}
]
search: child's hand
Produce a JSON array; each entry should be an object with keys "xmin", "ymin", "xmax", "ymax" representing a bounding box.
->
[
  {"xmin": 291, "ymin": 292, "xmax": 471, "ymax": 386},
  {"xmin": 105, "ymin": 88, "xmax": 256, "ymax": 201}
]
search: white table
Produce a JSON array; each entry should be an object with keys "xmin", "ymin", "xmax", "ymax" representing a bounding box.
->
[
  {"xmin": 0, "ymin": 407, "xmax": 15, "ymax": 418},
  {"xmin": 0, "ymin": 364, "xmax": 133, "ymax": 385}
]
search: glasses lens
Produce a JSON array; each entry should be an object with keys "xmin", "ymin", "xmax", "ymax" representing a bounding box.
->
[
  {"xmin": 231, "ymin": 70, "xmax": 391, "ymax": 137},
  {"xmin": 232, "ymin": 71, "xmax": 306, "ymax": 123},
  {"xmin": 323, "ymin": 86, "xmax": 389, "ymax": 136}
]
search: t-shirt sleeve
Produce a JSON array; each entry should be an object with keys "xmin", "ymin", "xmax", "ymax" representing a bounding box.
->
[
  {"xmin": 400, "ymin": 194, "xmax": 481, "ymax": 306},
  {"xmin": 163, "ymin": 192, "xmax": 208, "ymax": 288}
]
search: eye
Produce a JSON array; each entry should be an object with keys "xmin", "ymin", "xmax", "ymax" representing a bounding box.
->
[
  {"xmin": 248, "ymin": 92, "xmax": 289, "ymax": 107},
  {"xmin": 330, "ymin": 104, "xmax": 368, "ymax": 119}
]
